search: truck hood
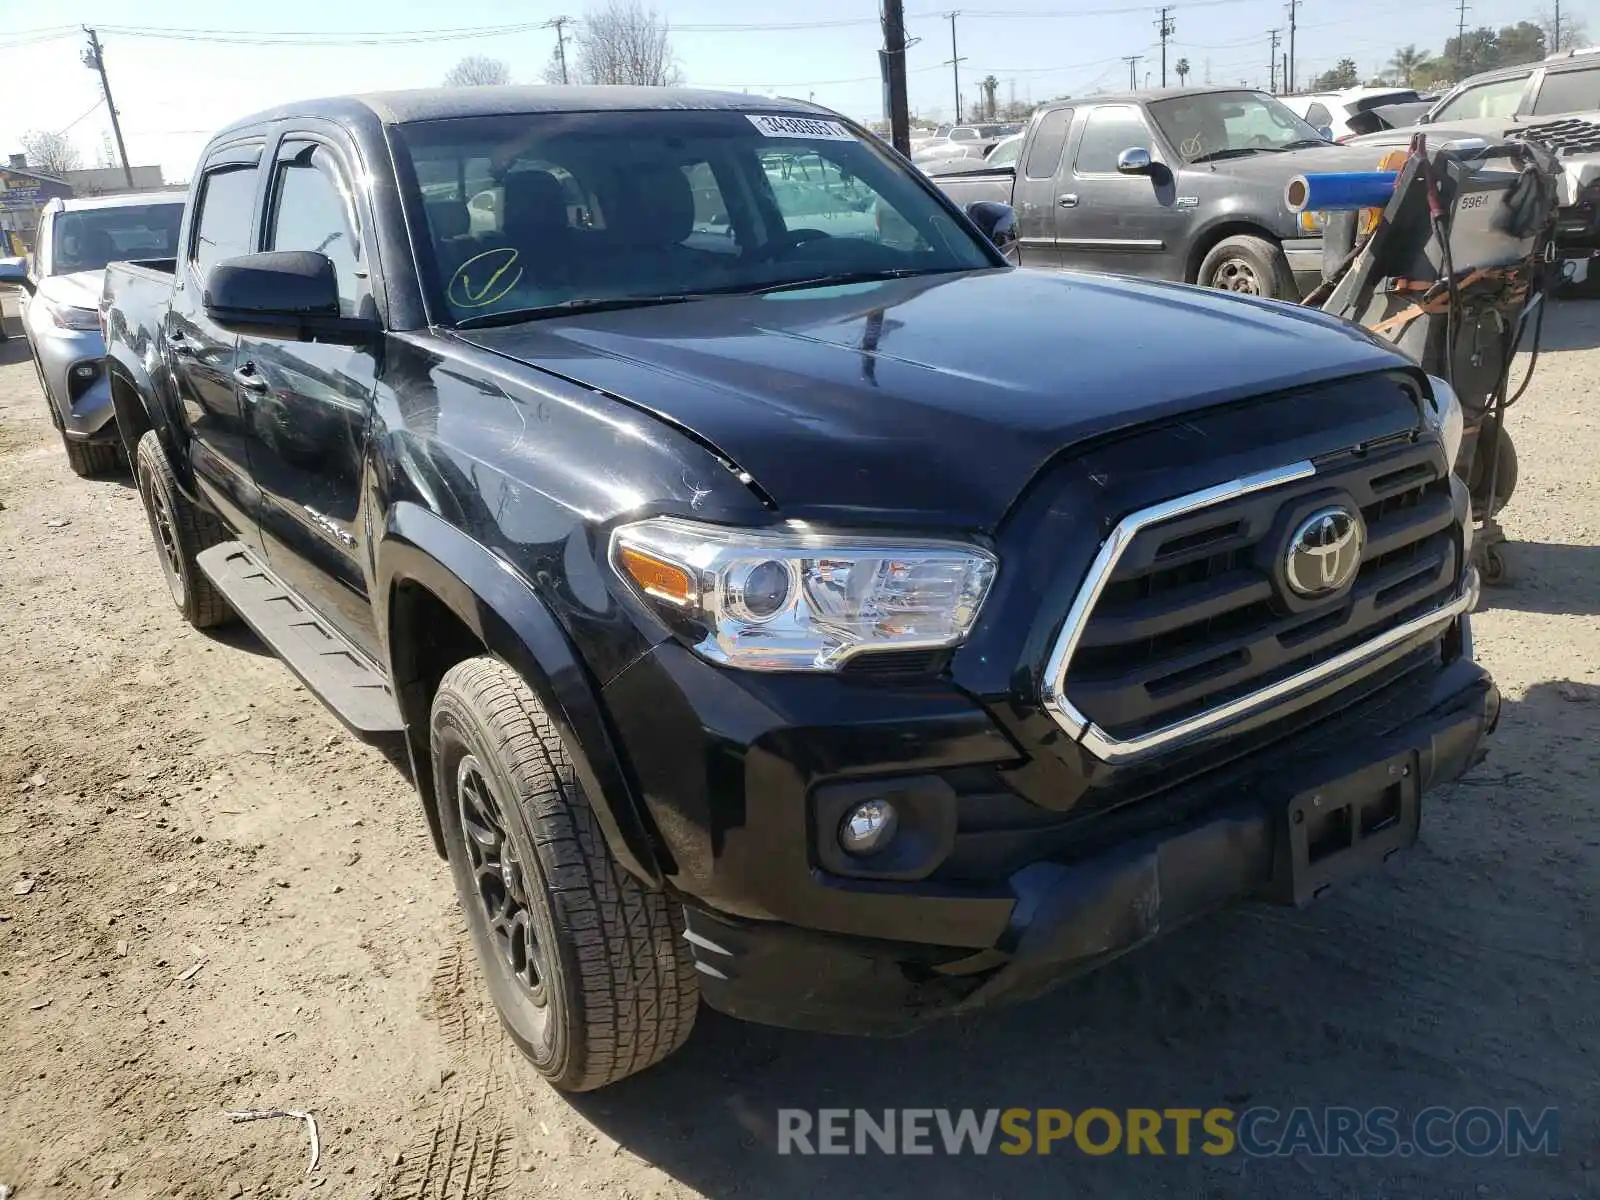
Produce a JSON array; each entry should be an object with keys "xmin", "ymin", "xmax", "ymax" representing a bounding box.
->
[
  {"xmin": 456, "ymin": 268, "xmax": 1410, "ymax": 530},
  {"xmin": 35, "ymin": 269, "xmax": 104, "ymax": 311},
  {"xmin": 1347, "ymin": 112, "xmax": 1600, "ymax": 202},
  {"xmin": 1199, "ymin": 141, "xmax": 1394, "ymax": 184}
]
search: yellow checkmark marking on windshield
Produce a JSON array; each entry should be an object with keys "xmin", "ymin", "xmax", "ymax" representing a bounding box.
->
[{"xmin": 449, "ymin": 248, "xmax": 523, "ymax": 309}]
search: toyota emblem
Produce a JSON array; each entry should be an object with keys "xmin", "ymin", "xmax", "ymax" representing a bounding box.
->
[{"xmin": 1284, "ymin": 507, "xmax": 1364, "ymax": 598}]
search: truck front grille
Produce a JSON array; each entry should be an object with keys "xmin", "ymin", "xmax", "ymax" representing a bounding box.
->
[{"xmin": 1043, "ymin": 442, "xmax": 1467, "ymax": 762}]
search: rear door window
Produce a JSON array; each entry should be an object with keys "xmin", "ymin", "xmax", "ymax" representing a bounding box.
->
[
  {"xmin": 1022, "ymin": 108, "xmax": 1073, "ymax": 179},
  {"xmin": 190, "ymin": 165, "xmax": 258, "ymax": 284},
  {"xmin": 1531, "ymin": 66, "xmax": 1600, "ymax": 115}
]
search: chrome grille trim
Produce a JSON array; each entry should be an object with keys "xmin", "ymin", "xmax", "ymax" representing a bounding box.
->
[{"xmin": 1040, "ymin": 459, "xmax": 1477, "ymax": 765}]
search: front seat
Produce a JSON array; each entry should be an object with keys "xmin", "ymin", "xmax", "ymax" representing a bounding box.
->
[
  {"xmin": 498, "ymin": 170, "xmax": 579, "ymax": 290},
  {"xmin": 599, "ymin": 163, "xmax": 724, "ymax": 288}
]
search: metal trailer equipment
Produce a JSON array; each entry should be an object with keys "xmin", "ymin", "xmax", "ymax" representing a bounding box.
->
[{"xmin": 1292, "ymin": 135, "xmax": 1563, "ymax": 584}]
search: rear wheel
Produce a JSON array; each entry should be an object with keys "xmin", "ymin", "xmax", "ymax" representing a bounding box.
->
[
  {"xmin": 431, "ymin": 657, "xmax": 698, "ymax": 1091},
  {"xmin": 1197, "ymin": 234, "xmax": 1298, "ymax": 300},
  {"xmin": 133, "ymin": 431, "xmax": 233, "ymax": 628},
  {"xmin": 62, "ymin": 436, "xmax": 121, "ymax": 478}
]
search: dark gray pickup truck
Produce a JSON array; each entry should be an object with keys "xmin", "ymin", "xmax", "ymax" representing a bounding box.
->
[{"xmin": 933, "ymin": 86, "xmax": 1376, "ymax": 299}]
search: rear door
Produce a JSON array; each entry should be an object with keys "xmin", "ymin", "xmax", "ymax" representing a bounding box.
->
[
  {"xmin": 1011, "ymin": 106, "xmax": 1074, "ymax": 267},
  {"xmin": 167, "ymin": 143, "xmax": 265, "ymax": 545},
  {"xmin": 1057, "ymin": 104, "xmax": 1187, "ymax": 279},
  {"xmin": 238, "ymin": 133, "xmax": 382, "ymax": 660}
]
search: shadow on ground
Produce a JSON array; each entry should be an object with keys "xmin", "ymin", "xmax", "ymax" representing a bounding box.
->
[
  {"xmin": 1475, "ymin": 541, "xmax": 1600, "ymax": 616},
  {"xmin": 560, "ymin": 681, "xmax": 1596, "ymax": 1200},
  {"xmin": 1528, "ymin": 294, "xmax": 1600, "ymax": 354}
]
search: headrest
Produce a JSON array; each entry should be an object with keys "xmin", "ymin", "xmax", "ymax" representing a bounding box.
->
[
  {"xmin": 426, "ymin": 199, "xmax": 470, "ymax": 241},
  {"xmin": 502, "ymin": 171, "xmax": 571, "ymax": 239},
  {"xmin": 613, "ymin": 163, "xmax": 696, "ymax": 247}
]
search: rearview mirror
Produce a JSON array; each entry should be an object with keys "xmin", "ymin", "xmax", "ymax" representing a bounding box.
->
[
  {"xmin": 965, "ymin": 201, "xmax": 1020, "ymax": 263},
  {"xmin": 204, "ymin": 251, "xmax": 376, "ymax": 343},
  {"xmin": 0, "ymin": 256, "xmax": 34, "ymax": 294},
  {"xmin": 1116, "ymin": 147, "xmax": 1154, "ymax": 176}
]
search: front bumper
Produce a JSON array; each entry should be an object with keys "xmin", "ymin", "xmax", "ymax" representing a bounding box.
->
[
  {"xmin": 605, "ymin": 618, "xmax": 1496, "ymax": 1036},
  {"xmin": 23, "ymin": 305, "xmax": 113, "ymax": 440}
]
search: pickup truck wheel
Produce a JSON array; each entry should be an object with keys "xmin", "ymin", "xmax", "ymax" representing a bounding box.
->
[
  {"xmin": 62, "ymin": 436, "xmax": 121, "ymax": 478},
  {"xmin": 1197, "ymin": 235, "xmax": 1296, "ymax": 300},
  {"xmin": 133, "ymin": 431, "xmax": 233, "ymax": 629},
  {"xmin": 430, "ymin": 657, "xmax": 698, "ymax": 1091}
]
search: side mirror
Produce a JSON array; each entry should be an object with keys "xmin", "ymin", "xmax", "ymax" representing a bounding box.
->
[
  {"xmin": 966, "ymin": 201, "xmax": 1019, "ymax": 263},
  {"xmin": 1316, "ymin": 125, "xmax": 1336, "ymax": 142},
  {"xmin": 204, "ymin": 251, "xmax": 375, "ymax": 343},
  {"xmin": 0, "ymin": 256, "xmax": 34, "ymax": 294},
  {"xmin": 1116, "ymin": 147, "xmax": 1154, "ymax": 176}
]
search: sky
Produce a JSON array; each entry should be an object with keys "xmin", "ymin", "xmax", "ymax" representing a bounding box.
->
[{"xmin": 0, "ymin": 0, "xmax": 1588, "ymax": 182}]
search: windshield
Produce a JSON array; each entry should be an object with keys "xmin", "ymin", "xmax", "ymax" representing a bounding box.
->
[
  {"xmin": 393, "ymin": 109, "xmax": 995, "ymax": 325},
  {"xmin": 50, "ymin": 202, "xmax": 183, "ymax": 275},
  {"xmin": 1148, "ymin": 91, "xmax": 1326, "ymax": 162}
]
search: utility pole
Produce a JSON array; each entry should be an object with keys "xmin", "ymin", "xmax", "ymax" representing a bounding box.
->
[
  {"xmin": 880, "ymin": 0, "xmax": 911, "ymax": 155},
  {"xmin": 81, "ymin": 29, "xmax": 132, "ymax": 189},
  {"xmin": 1155, "ymin": 7, "xmax": 1175, "ymax": 87},
  {"xmin": 1455, "ymin": 0, "xmax": 1470, "ymax": 71},
  {"xmin": 549, "ymin": 16, "xmax": 571, "ymax": 85},
  {"xmin": 1285, "ymin": 0, "xmax": 1299, "ymax": 93},
  {"xmin": 945, "ymin": 13, "xmax": 965, "ymax": 122},
  {"xmin": 1268, "ymin": 29, "xmax": 1280, "ymax": 92},
  {"xmin": 1122, "ymin": 54, "xmax": 1143, "ymax": 89}
]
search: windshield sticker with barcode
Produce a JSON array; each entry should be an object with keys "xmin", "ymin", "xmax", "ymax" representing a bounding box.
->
[{"xmin": 746, "ymin": 114, "xmax": 855, "ymax": 141}]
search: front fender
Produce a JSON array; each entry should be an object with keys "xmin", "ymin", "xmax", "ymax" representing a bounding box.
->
[{"xmin": 377, "ymin": 501, "xmax": 666, "ymax": 888}]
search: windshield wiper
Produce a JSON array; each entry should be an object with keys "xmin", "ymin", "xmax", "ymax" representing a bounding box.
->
[
  {"xmin": 1189, "ymin": 147, "xmax": 1273, "ymax": 163},
  {"xmin": 453, "ymin": 295, "xmax": 694, "ymax": 329},
  {"xmin": 1281, "ymin": 137, "xmax": 1333, "ymax": 149},
  {"xmin": 750, "ymin": 268, "xmax": 944, "ymax": 295}
]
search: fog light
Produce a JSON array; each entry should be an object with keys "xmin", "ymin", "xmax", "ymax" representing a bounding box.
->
[
  {"xmin": 71, "ymin": 364, "xmax": 98, "ymax": 382},
  {"xmin": 839, "ymin": 799, "xmax": 897, "ymax": 856}
]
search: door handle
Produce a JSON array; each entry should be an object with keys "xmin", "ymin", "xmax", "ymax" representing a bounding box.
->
[
  {"xmin": 167, "ymin": 330, "xmax": 195, "ymax": 357},
  {"xmin": 1058, "ymin": 194, "xmax": 1080, "ymax": 208},
  {"xmin": 232, "ymin": 363, "xmax": 268, "ymax": 393}
]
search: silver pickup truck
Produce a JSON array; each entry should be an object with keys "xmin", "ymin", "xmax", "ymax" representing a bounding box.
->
[{"xmin": 931, "ymin": 86, "xmax": 1372, "ymax": 300}]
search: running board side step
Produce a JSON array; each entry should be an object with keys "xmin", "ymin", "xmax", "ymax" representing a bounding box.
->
[{"xmin": 196, "ymin": 542, "xmax": 405, "ymax": 746}]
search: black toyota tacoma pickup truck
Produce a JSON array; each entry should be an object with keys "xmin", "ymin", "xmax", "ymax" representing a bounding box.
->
[{"xmin": 102, "ymin": 86, "xmax": 1495, "ymax": 1092}]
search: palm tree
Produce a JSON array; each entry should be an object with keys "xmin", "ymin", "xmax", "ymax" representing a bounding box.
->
[
  {"xmin": 1175, "ymin": 57, "xmax": 1191, "ymax": 85},
  {"xmin": 1387, "ymin": 44, "xmax": 1430, "ymax": 86},
  {"xmin": 980, "ymin": 74, "xmax": 1000, "ymax": 119}
]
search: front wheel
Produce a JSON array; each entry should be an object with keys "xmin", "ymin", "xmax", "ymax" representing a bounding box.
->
[
  {"xmin": 430, "ymin": 657, "xmax": 698, "ymax": 1091},
  {"xmin": 1197, "ymin": 234, "xmax": 1297, "ymax": 300}
]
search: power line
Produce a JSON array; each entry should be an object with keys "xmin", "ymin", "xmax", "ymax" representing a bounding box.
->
[{"xmin": 57, "ymin": 96, "xmax": 104, "ymax": 136}]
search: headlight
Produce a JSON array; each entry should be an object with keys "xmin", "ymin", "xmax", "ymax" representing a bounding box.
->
[
  {"xmin": 1423, "ymin": 375, "xmax": 1465, "ymax": 468},
  {"xmin": 610, "ymin": 517, "xmax": 998, "ymax": 671},
  {"xmin": 44, "ymin": 300, "xmax": 100, "ymax": 331},
  {"xmin": 1298, "ymin": 210, "xmax": 1327, "ymax": 235}
]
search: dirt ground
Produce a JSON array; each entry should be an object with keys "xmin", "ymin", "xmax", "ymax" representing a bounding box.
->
[{"xmin": 0, "ymin": 292, "xmax": 1596, "ymax": 1200}]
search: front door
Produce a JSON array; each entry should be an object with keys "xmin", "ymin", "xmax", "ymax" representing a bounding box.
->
[
  {"xmin": 1055, "ymin": 105, "xmax": 1188, "ymax": 280},
  {"xmin": 168, "ymin": 153, "xmax": 265, "ymax": 545},
  {"xmin": 239, "ymin": 138, "xmax": 382, "ymax": 661}
]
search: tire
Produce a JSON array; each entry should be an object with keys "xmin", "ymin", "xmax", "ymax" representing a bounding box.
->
[
  {"xmin": 1197, "ymin": 234, "xmax": 1298, "ymax": 300},
  {"xmin": 430, "ymin": 657, "xmax": 698, "ymax": 1092},
  {"xmin": 62, "ymin": 435, "xmax": 121, "ymax": 478},
  {"xmin": 133, "ymin": 430, "xmax": 233, "ymax": 628},
  {"xmin": 1470, "ymin": 429, "xmax": 1518, "ymax": 518}
]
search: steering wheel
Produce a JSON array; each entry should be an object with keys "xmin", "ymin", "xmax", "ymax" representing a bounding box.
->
[{"xmin": 753, "ymin": 227, "xmax": 833, "ymax": 262}]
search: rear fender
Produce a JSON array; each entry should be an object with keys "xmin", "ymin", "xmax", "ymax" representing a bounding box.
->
[{"xmin": 377, "ymin": 501, "xmax": 666, "ymax": 888}]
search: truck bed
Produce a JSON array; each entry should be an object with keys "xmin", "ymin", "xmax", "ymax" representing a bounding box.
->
[{"xmin": 932, "ymin": 167, "xmax": 1015, "ymax": 208}]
